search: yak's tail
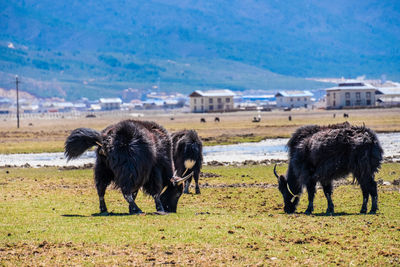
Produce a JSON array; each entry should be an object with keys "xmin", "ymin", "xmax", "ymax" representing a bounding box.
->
[{"xmin": 64, "ymin": 128, "xmax": 102, "ymax": 160}]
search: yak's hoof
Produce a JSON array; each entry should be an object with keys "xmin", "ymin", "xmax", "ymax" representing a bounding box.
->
[
  {"xmin": 304, "ymin": 208, "xmax": 313, "ymax": 215},
  {"xmin": 183, "ymin": 190, "xmax": 190, "ymax": 194},
  {"xmin": 99, "ymin": 211, "xmax": 109, "ymax": 216},
  {"xmin": 326, "ymin": 208, "xmax": 334, "ymax": 215},
  {"xmin": 360, "ymin": 209, "xmax": 367, "ymax": 214},
  {"xmin": 195, "ymin": 189, "xmax": 201, "ymax": 194},
  {"xmin": 129, "ymin": 209, "xmax": 144, "ymax": 215},
  {"xmin": 369, "ymin": 209, "xmax": 377, "ymax": 214}
]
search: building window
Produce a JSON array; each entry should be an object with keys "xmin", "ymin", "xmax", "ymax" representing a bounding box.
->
[
  {"xmin": 334, "ymin": 93, "xmax": 336, "ymax": 99},
  {"xmin": 366, "ymin": 92, "xmax": 371, "ymax": 99},
  {"xmin": 345, "ymin": 92, "xmax": 350, "ymax": 99},
  {"xmin": 209, "ymin": 98, "xmax": 213, "ymax": 104},
  {"xmin": 209, "ymin": 105, "xmax": 213, "ymax": 110},
  {"xmin": 194, "ymin": 99, "xmax": 197, "ymax": 104},
  {"xmin": 201, "ymin": 105, "xmax": 204, "ymax": 111},
  {"xmin": 201, "ymin": 98, "xmax": 204, "ymax": 104},
  {"xmin": 327, "ymin": 93, "xmax": 330, "ymax": 97},
  {"xmin": 346, "ymin": 100, "xmax": 351, "ymax": 106},
  {"xmin": 304, "ymin": 98, "xmax": 307, "ymax": 101},
  {"xmin": 366, "ymin": 100, "xmax": 371, "ymax": 105},
  {"xmin": 297, "ymin": 98, "xmax": 300, "ymax": 101},
  {"xmin": 218, "ymin": 104, "xmax": 223, "ymax": 110},
  {"xmin": 290, "ymin": 98, "xmax": 293, "ymax": 102},
  {"xmin": 218, "ymin": 98, "xmax": 222, "ymax": 103},
  {"xmin": 194, "ymin": 106, "xmax": 197, "ymax": 112},
  {"xmin": 356, "ymin": 92, "xmax": 361, "ymax": 100},
  {"xmin": 226, "ymin": 98, "xmax": 230, "ymax": 103}
]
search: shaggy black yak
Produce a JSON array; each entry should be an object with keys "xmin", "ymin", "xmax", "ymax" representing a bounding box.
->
[
  {"xmin": 275, "ymin": 122, "xmax": 383, "ymax": 215},
  {"xmin": 171, "ymin": 130, "xmax": 203, "ymax": 194},
  {"xmin": 65, "ymin": 120, "xmax": 191, "ymax": 214}
]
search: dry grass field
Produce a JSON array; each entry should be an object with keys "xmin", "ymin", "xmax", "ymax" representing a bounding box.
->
[{"xmin": 1, "ymin": 108, "xmax": 400, "ymax": 153}]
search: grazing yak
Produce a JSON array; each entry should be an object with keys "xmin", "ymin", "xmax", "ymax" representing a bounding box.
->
[
  {"xmin": 171, "ymin": 130, "xmax": 203, "ymax": 194},
  {"xmin": 275, "ymin": 122, "xmax": 383, "ymax": 214},
  {"xmin": 65, "ymin": 120, "xmax": 191, "ymax": 214}
]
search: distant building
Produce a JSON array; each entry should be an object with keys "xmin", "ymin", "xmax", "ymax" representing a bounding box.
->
[
  {"xmin": 99, "ymin": 98, "xmax": 122, "ymax": 110},
  {"xmin": 325, "ymin": 81, "xmax": 376, "ymax": 109},
  {"xmin": 376, "ymin": 85, "xmax": 400, "ymax": 107},
  {"xmin": 122, "ymin": 88, "xmax": 142, "ymax": 101},
  {"xmin": 275, "ymin": 91, "xmax": 313, "ymax": 108},
  {"xmin": 189, "ymin": 89, "xmax": 235, "ymax": 113}
]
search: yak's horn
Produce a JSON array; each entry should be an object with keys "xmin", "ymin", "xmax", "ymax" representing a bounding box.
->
[
  {"xmin": 273, "ymin": 164, "xmax": 279, "ymax": 180},
  {"xmin": 176, "ymin": 171, "xmax": 194, "ymax": 186}
]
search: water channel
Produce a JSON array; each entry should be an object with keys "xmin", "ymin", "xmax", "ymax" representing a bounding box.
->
[{"xmin": 1, "ymin": 133, "xmax": 399, "ymax": 167}]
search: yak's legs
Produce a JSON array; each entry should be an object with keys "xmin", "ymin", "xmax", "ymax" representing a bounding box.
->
[
  {"xmin": 305, "ymin": 179, "xmax": 317, "ymax": 214},
  {"xmin": 368, "ymin": 179, "xmax": 378, "ymax": 214},
  {"xmin": 94, "ymin": 162, "xmax": 113, "ymax": 214},
  {"xmin": 96, "ymin": 182, "xmax": 108, "ymax": 213},
  {"xmin": 359, "ymin": 182, "xmax": 370, "ymax": 214},
  {"xmin": 123, "ymin": 191, "xmax": 143, "ymax": 214},
  {"xmin": 322, "ymin": 182, "xmax": 334, "ymax": 214},
  {"xmin": 194, "ymin": 171, "xmax": 201, "ymax": 194},
  {"xmin": 183, "ymin": 177, "xmax": 192, "ymax": 194},
  {"xmin": 153, "ymin": 194, "xmax": 166, "ymax": 213}
]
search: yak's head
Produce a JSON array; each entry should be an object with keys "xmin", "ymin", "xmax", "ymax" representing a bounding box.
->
[
  {"xmin": 160, "ymin": 183, "xmax": 183, "ymax": 213},
  {"xmin": 160, "ymin": 171, "xmax": 193, "ymax": 212},
  {"xmin": 182, "ymin": 141, "xmax": 201, "ymax": 163},
  {"xmin": 274, "ymin": 165, "xmax": 300, "ymax": 214}
]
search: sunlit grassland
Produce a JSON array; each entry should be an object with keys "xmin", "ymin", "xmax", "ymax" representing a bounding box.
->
[
  {"xmin": 1, "ymin": 164, "xmax": 399, "ymax": 265},
  {"xmin": 0, "ymin": 108, "xmax": 400, "ymax": 153}
]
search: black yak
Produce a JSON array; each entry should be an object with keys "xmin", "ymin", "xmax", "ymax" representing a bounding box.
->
[
  {"xmin": 171, "ymin": 130, "xmax": 203, "ymax": 194},
  {"xmin": 200, "ymin": 118, "xmax": 206, "ymax": 123},
  {"xmin": 215, "ymin": 117, "xmax": 220, "ymax": 122},
  {"xmin": 65, "ymin": 120, "xmax": 191, "ymax": 214},
  {"xmin": 275, "ymin": 122, "xmax": 383, "ymax": 214}
]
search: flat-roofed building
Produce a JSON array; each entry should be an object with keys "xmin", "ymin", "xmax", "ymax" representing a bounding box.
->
[
  {"xmin": 275, "ymin": 90, "xmax": 313, "ymax": 108},
  {"xmin": 189, "ymin": 89, "xmax": 235, "ymax": 113},
  {"xmin": 99, "ymin": 98, "xmax": 122, "ymax": 110},
  {"xmin": 376, "ymin": 85, "xmax": 400, "ymax": 107},
  {"xmin": 325, "ymin": 81, "xmax": 376, "ymax": 109}
]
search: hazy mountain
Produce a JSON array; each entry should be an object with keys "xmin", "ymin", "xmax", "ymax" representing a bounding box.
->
[{"xmin": 0, "ymin": 0, "xmax": 399, "ymax": 99}]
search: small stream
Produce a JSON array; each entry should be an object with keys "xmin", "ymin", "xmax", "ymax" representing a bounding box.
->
[{"xmin": 1, "ymin": 133, "xmax": 399, "ymax": 167}]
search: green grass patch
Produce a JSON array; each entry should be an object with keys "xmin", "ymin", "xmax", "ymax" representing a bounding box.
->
[{"xmin": 1, "ymin": 164, "xmax": 399, "ymax": 265}]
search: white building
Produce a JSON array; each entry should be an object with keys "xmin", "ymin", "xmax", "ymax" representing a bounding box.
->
[
  {"xmin": 275, "ymin": 91, "xmax": 313, "ymax": 108},
  {"xmin": 376, "ymin": 85, "xmax": 400, "ymax": 107},
  {"xmin": 99, "ymin": 98, "xmax": 122, "ymax": 111},
  {"xmin": 189, "ymin": 89, "xmax": 235, "ymax": 113},
  {"xmin": 325, "ymin": 81, "xmax": 376, "ymax": 109}
]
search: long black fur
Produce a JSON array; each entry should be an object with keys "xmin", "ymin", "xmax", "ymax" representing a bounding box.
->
[
  {"xmin": 276, "ymin": 122, "xmax": 383, "ymax": 214},
  {"xmin": 65, "ymin": 119, "xmax": 183, "ymax": 214},
  {"xmin": 171, "ymin": 130, "xmax": 203, "ymax": 194}
]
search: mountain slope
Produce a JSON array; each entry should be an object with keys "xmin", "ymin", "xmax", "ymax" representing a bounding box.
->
[{"xmin": 0, "ymin": 0, "xmax": 399, "ymax": 99}]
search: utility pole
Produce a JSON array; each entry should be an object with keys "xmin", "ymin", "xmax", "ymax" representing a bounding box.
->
[{"xmin": 16, "ymin": 75, "xmax": 20, "ymax": 128}]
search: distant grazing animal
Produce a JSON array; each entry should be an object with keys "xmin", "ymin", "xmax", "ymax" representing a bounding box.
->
[
  {"xmin": 343, "ymin": 113, "xmax": 349, "ymax": 118},
  {"xmin": 172, "ymin": 130, "xmax": 203, "ymax": 194},
  {"xmin": 288, "ymin": 115, "xmax": 292, "ymax": 121},
  {"xmin": 65, "ymin": 120, "xmax": 191, "ymax": 214},
  {"xmin": 252, "ymin": 116, "xmax": 261, "ymax": 123},
  {"xmin": 214, "ymin": 117, "xmax": 220, "ymax": 122},
  {"xmin": 275, "ymin": 122, "xmax": 383, "ymax": 214},
  {"xmin": 200, "ymin": 118, "xmax": 206, "ymax": 123},
  {"xmin": 333, "ymin": 113, "xmax": 336, "ymax": 118}
]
